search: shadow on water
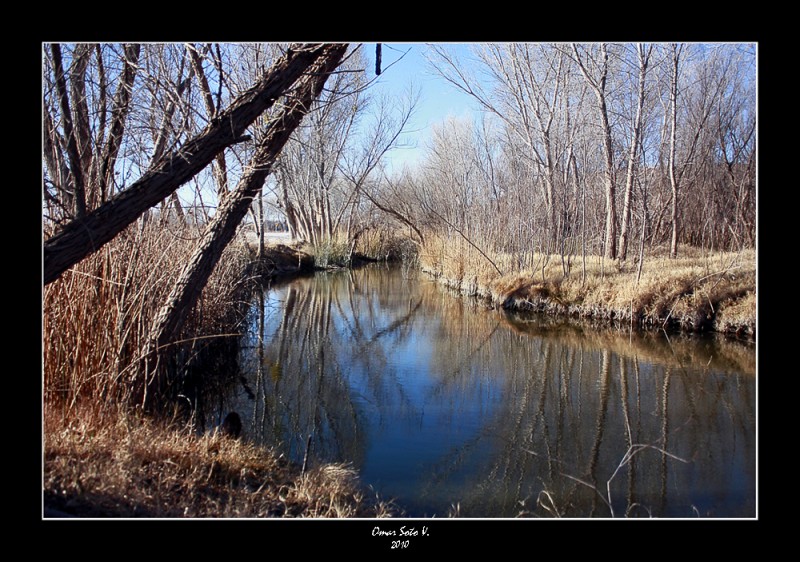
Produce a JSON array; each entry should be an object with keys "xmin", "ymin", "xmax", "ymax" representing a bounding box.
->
[
  {"xmin": 156, "ymin": 327, "xmax": 246, "ymax": 435},
  {"xmin": 201, "ymin": 263, "xmax": 756, "ymax": 518}
]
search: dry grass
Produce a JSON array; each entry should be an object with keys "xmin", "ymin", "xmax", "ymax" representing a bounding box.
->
[
  {"xmin": 420, "ymin": 234, "xmax": 756, "ymax": 338},
  {"xmin": 354, "ymin": 228, "xmax": 418, "ymax": 263},
  {"xmin": 300, "ymin": 229, "xmax": 414, "ymax": 268},
  {"xmin": 42, "ymin": 221, "xmax": 397, "ymax": 518},
  {"xmin": 302, "ymin": 234, "xmax": 353, "ymax": 268},
  {"xmin": 43, "ymin": 219, "xmax": 252, "ymax": 412},
  {"xmin": 43, "ymin": 405, "xmax": 396, "ymax": 518}
]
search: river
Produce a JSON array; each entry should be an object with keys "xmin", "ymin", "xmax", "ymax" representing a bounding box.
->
[{"xmin": 214, "ymin": 264, "xmax": 756, "ymax": 518}]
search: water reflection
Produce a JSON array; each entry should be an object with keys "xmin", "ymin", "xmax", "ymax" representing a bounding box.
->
[{"xmin": 225, "ymin": 265, "xmax": 755, "ymax": 518}]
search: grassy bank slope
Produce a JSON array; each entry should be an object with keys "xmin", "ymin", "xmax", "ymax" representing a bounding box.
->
[{"xmin": 420, "ymin": 236, "xmax": 755, "ymax": 339}]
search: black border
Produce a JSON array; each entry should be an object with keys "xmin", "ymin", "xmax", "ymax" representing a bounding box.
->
[{"xmin": 32, "ymin": 14, "xmax": 769, "ymax": 554}]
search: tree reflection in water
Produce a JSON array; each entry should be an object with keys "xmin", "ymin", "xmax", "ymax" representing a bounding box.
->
[{"xmin": 222, "ymin": 264, "xmax": 755, "ymax": 518}]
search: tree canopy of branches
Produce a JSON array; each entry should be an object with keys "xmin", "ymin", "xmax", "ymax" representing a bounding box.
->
[
  {"xmin": 43, "ymin": 42, "xmax": 353, "ymax": 407},
  {"xmin": 43, "ymin": 43, "xmax": 338, "ymax": 285},
  {"xmin": 273, "ymin": 47, "xmax": 418, "ymax": 248},
  {"xmin": 421, "ymin": 42, "xmax": 755, "ymax": 266}
]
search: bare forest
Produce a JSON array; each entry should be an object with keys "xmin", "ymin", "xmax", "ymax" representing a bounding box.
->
[
  {"xmin": 44, "ymin": 43, "xmax": 755, "ymax": 269},
  {"xmin": 411, "ymin": 43, "xmax": 756, "ymax": 263}
]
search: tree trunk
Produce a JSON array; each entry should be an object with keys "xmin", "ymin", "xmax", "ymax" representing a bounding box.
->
[
  {"xmin": 150, "ymin": 60, "xmax": 191, "ymax": 225},
  {"xmin": 90, "ymin": 44, "xmax": 108, "ymax": 203},
  {"xmin": 69, "ymin": 44, "xmax": 94, "ymax": 194},
  {"xmin": 668, "ymin": 45, "xmax": 681, "ymax": 259},
  {"xmin": 50, "ymin": 44, "xmax": 87, "ymax": 220},
  {"xmin": 572, "ymin": 43, "xmax": 617, "ymax": 260},
  {"xmin": 134, "ymin": 43, "xmax": 348, "ymax": 408},
  {"xmin": 42, "ymin": 108, "xmax": 70, "ymax": 212},
  {"xmin": 44, "ymin": 43, "xmax": 331, "ymax": 286},
  {"xmin": 188, "ymin": 43, "xmax": 230, "ymax": 198},
  {"xmin": 600, "ymin": 96, "xmax": 617, "ymax": 260},
  {"xmin": 619, "ymin": 44, "xmax": 650, "ymax": 262},
  {"xmin": 97, "ymin": 44, "xmax": 141, "ymax": 205}
]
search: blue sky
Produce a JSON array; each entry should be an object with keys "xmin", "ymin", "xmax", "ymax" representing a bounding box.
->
[
  {"xmin": 365, "ymin": 43, "xmax": 481, "ymax": 174},
  {"xmin": 177, "ymin": 43, "xmax": 480, "ymax": 216}
]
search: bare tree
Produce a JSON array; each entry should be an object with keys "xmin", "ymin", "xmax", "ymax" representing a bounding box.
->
[
  {"xmin": 274, "ymin": 47, "xmax": 417, "ymax": 248},
  {"xmin": 667, "ymin": 43, "xmax": 682, "ymax": 258},
  {"xmin": 428, "ymin": 44, "xmax": 578, "ymax": 248},
  {"xmin": 664, "ymin": 44, "xmax": 726, "ymax": 257},
  {"xmin": 396, "ymin": 42, "xmax": 754, "ymax": 269},
  {"xmin": 44, "ymin": 43, "xmax": 334, "ymax": 285},
  {"xmin": 98, "ymin": 44, "xmax": 141, "ymax": 207},
  {"xmin": 44, "ymin": 43, "xmax": 142, "ymax": 222},
  {"xmin": 571, "ymin": 43, "xmax": 618, "ymax": 260},
  {"xmin": 50, "ymin": 43, "xmax": 88, "ymax": 219},
  {"xmin": 137, "ymin": 43, "xmax": 349, "ymax": 407},
  {"xmin": 187, "ymin": 43, "xmax": 230, "ymax": 199},
  {"xmin": 618, "ymin": 43, "xmax": 653, "ymax": 262},
  {"xmin": 713, "ymin": 47, "xmax": 756, "ymax": 247},
  {"xmin": 338, "ymin": 87, "xmax": 418, "ymax": 243}
]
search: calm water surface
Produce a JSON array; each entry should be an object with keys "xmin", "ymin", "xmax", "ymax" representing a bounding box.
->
[{"xmin": 223, "ymin": 265, "xmax": 755, "ymax": 518}]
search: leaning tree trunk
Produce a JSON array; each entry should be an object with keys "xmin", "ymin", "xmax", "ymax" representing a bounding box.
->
[
  {"xmin": 43, "ymin": 43, "xmax": 331, "ymax": 286},
  {"xmin": 134, "ymin": 43, "xmax": 349, "ymax": 409}
]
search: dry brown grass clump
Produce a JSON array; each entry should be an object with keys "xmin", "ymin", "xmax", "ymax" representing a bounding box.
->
[{"xmin": 43, "ymin": 405, "xmax": 397, "ymax": 518}]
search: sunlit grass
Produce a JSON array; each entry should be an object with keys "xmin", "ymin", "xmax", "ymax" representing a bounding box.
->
[
  {"xmin": 303, "ymin": 234, "xmax": 352, "ymax": 268},
  {"xmin": 301, "ymin": 228, "xmax": 415, "ymax": 267},
  {"xmin": 419, "ymin": 233, "xmax": 755, "ymax": 338},
  {"xmin": 43, "ymin": 404, "xmax": 396, "ymax": 518}
]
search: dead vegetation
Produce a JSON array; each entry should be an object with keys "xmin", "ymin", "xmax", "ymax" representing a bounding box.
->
[
  {"xmin": 43, "ymin": 222, "xmax": 395, "ymax": 518},
  {"xmin": 420, "ymin": 235, "xmax": 755, "ymax": 339},
  {"xmin": 43, "ymin": 404, "xmax": 396, "ymax": 518}
]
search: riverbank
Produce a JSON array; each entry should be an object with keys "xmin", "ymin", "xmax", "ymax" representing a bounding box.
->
[
  {"xmin": 247, "ymin": 235, "xmax": 756, "ymax": 340},
  {"xmin": 43, "ymin": 230, "xmax": 755, "ymax": 518},
  {"xmin": 243, "ymin": 229, "xmax": 412, "ymax": 273},
  {"xmin": 43, "ymin": 404, "xmax": 395, "ymax": 518},
  {"xmin": 43, "ymin": 227, "xmax": 394, "ymax": 518},
  {"xmin": 419, "ymin": 237, "xmax": 756, "ymax": 340}
]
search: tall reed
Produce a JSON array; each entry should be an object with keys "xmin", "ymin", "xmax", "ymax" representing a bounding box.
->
[{"xmin": 43, "ymin": 218, "xmax": 252, "ymax": 417}]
